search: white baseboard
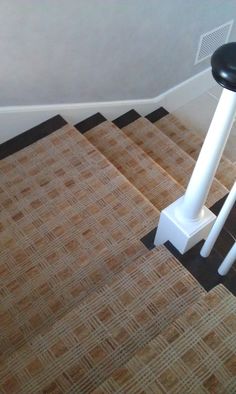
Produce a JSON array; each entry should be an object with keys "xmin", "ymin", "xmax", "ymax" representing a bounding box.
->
[{"xmin": 0, "ymin": 67, "xmax": 214, "ymax": 144}]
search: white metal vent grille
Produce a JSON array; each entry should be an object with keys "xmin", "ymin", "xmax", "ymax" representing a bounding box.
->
[{"xmin": 195, "ymin": 20, "xmax": 234, "ymax": 64}]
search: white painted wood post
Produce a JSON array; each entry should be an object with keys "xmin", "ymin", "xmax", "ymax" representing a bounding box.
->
[
  {"xmin": 176, "ymin": 89, "xmax": 236, "ymax": 221},
  {"xmin": 218, "ymin": 243, "xmax": 236, "ymax": 276},
  {"xmin": 154, "ymin": 42, "xmax": 236, "ymax": 254},
  {"xmin": 200, "ymin": 181, "xmax": 236, "ymax": 258}
]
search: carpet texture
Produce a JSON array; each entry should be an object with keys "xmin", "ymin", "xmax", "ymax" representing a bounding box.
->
[
  {"xmin": 0, "ymin": 122, "xmax": 158, "ymax": 357},
  {"xmin": 155, "ymin": 113, "xmax": 236, "ymax": 190},
  {"xmin": 0, "ymin": 108, "xmax": 235, "ymax": 394},
  {"xmin": 122, "ymin": 116, "xmax": 229, "ymax": 208},
  {"xmin": 0, "ymin": 247, "xmax": 204, "ymax": 393},
  {"xmin": 96, "ymin": 285, "xmax": 236, "ymax": 393},
  {"xmin": 77, "ymin": 120, "xmax": 184, "ymax": 211}
]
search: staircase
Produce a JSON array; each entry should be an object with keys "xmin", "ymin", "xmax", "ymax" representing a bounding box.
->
[{"xmin": 0, "ymin": 107, "xmax": 235, "ymax": 393}]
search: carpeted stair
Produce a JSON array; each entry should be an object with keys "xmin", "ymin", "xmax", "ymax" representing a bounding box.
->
[
  {"xmin": 0, "ymin": 121, "xmax": 158, "ymax": 357},
  {"xmin": 0, "ymin": 107, "xmax": 235, "ymax": 393},
  {"xmin": 151, "ymin": 108, "xmax": 235, "ymax": 190},
  {"xmin": 76, "ymin": 118, "xmax": 184, "ymax": 211},
  {"xmin": 114, "ymin": 110, "xmax": 229, "ymax": 207},
  {"xmin": 96, "ymin": 284, "xmax": 236, "ymax": 393},
  {"xmin": 0, "ymin": 247, "xmax": 204, "ymax": 393}
]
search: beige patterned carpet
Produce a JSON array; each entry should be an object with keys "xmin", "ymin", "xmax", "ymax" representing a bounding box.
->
[
  {"xmin": 122, "ymin": 116, "xmax": 228, "ymax": 208},
  {"xmin": 0, "ymin": 110, "xmax": 235, "ymax": 393},
  {"xmin": 0, "ymin": 124, "xmax": 157, "ymax": 357},
  {"xmin": 85, "ymin": 121, "xmax": 184, "ymax": 211},
  {"xmin": 96, "ymin": 285, "xmax": 236, "ymax": 393},
  {"xmin": 155, "ymin": 113, "xmax": 235, "ymax": 190}
]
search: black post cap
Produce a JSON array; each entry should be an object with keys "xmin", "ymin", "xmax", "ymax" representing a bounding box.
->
[{"xmin": 211, "ymin": 42, "xmax": 236, "ymax": 92}]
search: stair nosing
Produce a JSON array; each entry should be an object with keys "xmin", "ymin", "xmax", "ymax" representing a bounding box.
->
[
  {"xmin": 0, "ymin": 115, "xmax": 67, "ymax": 159},
  {"xmin": 145, "ymin": 106, "xmax": 169, "ymax": 123},
  {"xmin": 113, "ymin": 109, "xmax": 141, "ymax": 128},
  {"xmin": 75, "ymin": 112, "xmax": 106, "ymax": 133}
]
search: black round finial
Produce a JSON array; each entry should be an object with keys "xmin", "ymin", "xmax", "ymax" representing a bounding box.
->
[{"xmin": 211, "ymin": 42, "xmax": 236, "ymax": 92}]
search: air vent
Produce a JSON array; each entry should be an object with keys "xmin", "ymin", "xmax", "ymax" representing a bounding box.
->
[{"xmin": 195, "ymin": 20, "xmax": 234, "ymax": 64}]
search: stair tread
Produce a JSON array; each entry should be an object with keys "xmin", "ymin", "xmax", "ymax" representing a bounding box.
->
[
  {"xmin": 121, "ymin": 115, "xmax": 229, "ymax": 209},
  {"xmin": 0, "ymin": 120, "xmax": 159, "ymax": 357},
  {"xmin": 96, "ymin": 284, "xmax": 236, "ymax": 393},
  {"xmin": 76, "ymin": 120, "xmax": 185, "ymax": 212},
  {"xmin": 155, "ymin": 112, "xmax": 236, "ymax": 190},
  {"xmin": 0, "ymin": 246, "xmax": 204, "ymax": 393}
]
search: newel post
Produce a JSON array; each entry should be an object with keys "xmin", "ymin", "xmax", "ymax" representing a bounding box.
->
[{"xmin": 154, "ymin": 42, "xmax": 236, "ymax": 253}]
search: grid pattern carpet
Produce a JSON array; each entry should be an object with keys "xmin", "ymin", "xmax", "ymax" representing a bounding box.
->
[
  {"xmin": 0, "ymin": 247, "xmax": 204, "ymax": 393},
  {"xmin": 0, "ymin": 108, "xmax": 235, "ymax": 393},
  {"xmin": 155, "ymin": 113, "xmax": 235, "ymax": 190},
  {"xmin": 96, "ymin": 285, "xmax": 236, "ymax": 393},
  {"xmin": 0, "ymin": 123, "xmax": 158, "ymax": 357},
  {"xmin": 82, "ymin": 120, "xmax": 184, "ymax": 211},
  {"xmin": 122, "ymin": 116, "xmax": 229, "ymax": 208}
]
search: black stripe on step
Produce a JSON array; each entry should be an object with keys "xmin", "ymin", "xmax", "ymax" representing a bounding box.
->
[
  {"xmin": 113, "ymin": 110, "xmax": 141, "ymax": 128},
  {"xmin": 75, "ymin": 113, "xmax": 106, "ymax": 134},
  {"xmin": 0, "ymin": 115, "xmax": 67, "ymax": 160},
  {"xmin": 140, "ymin": 194, "xmax": 236, "ymax": 294},
  {"xmin": 145, "ymin": 107, "xmax": 169, "ymax": 123},
  {"xmin": 141, "ymin": 229, "xmax": 229, "ymax": 293},
  {"xmin": 140, "ymin": 228, "xmax": 157, "ymax": 251}
]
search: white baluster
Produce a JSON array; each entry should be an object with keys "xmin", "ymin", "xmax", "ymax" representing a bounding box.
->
[
  {"xmin": 200, "ymin": 181, "xmax": 236, "ymax": 258},
  {"xmin": 218, "ymin": 243, "xmax": 236, "ymax": 276}
]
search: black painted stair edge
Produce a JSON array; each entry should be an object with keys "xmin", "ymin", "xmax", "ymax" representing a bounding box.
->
[
  {"xmin": 145, "ymin": 107, "xmax": 169, "ymax": 123},
  {"xmin": 75, "ymin": 113, "xmax": 107, "ymax": 134},
  {"xmin": 113, "ymin": 107, "xmax": 169, "ymax": 129},
  {"xmin": 113, "ymin": 110, "xmax": 141, "ymax": 128},
  {"xmin": 141, "ymin": 193, "xmax": 236, "ymax": 294},
  {"xmin": 0, "ymin": 115, "xmax": 67, "ymax": 160},
  {"xmin": 141, "ymin": 229, "xmax": 235, "ymax": 293}
]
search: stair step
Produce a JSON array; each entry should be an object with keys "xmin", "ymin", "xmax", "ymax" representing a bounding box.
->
[
  {"xmin": 75, "ymin": 117, "xmax": 184, "ymax": 212},
  {"xmin": 116, "ymin": 111, "xmax": 229, "ymax": 208},
  {"xmin": 154, "ymin": 110, "xmax": 236, "ymax": 190},
  {"xmin": 0, "ymin": 247, "xmax": 204, "ymax": 393},
  {"xmin": 96, "ymin": 284, "xmax": 236, "ymax": 393},
  {"xmin": 0, "ymin": 119, "xmax": 159, "ymax": 357}
]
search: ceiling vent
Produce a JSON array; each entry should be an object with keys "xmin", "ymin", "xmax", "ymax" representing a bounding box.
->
[{"xmin": 195, "ymin": 20, "xmax": 234, "ymax": 64}]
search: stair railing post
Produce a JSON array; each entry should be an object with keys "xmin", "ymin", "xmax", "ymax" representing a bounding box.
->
[
  {"xmin": 176, "ymin": 89, "xmax": 236, "ymax": 221},
  {"xmin": 154, "ymin": 42, "xmax": 236, "ymax": 253}
]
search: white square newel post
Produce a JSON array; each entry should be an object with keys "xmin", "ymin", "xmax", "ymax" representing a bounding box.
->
[{"xmin": 154, "ymin": 42, "xmax": 236, "ymax": 254}]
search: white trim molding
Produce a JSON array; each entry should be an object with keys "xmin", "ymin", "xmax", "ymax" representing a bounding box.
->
[{"xmin": 0, "ymin": 67, "xmax": 214, "ymax": 143}]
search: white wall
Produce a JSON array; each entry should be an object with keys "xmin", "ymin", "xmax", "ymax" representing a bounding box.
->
[{"xmin": 0, "ymin": 0, "xmax": 236, "ymax": 106}]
